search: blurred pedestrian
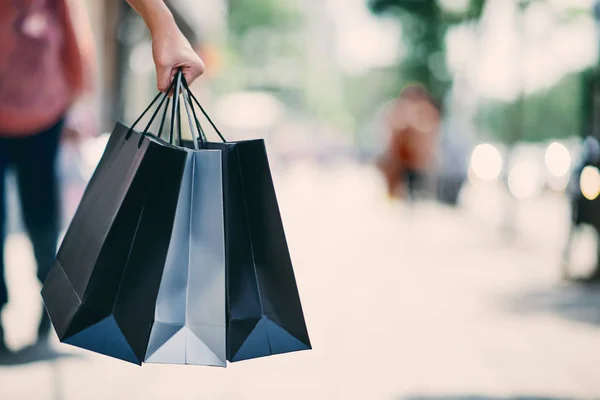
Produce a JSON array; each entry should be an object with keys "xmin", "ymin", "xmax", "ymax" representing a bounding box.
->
[
  {"xmin": 377, "ymin": 84, "xmax": 441, "ymax": 200},
  {"xmin": 0, "ymin": 0, "xmax": 204, "ymax": 353},
  {"xmin": 563, "ymin": 135, "xmax": 600, "ymax": 281}
]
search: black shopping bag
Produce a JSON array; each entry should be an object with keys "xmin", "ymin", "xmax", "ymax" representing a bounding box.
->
[
  {"xmin": 185, "ymin": 89, "xmax": 311, "ymax": 362},
  {"xmin": 42, "ymin": 73, "xmax": 227, "ymax": 366},
  {"xmin": 42, "ymin": 122, "xmax": 185, "ymax": 364}
]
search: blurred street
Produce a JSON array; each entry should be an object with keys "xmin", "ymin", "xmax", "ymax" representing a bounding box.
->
[
  {"xmin": 1, "ymin": 159, "xmax": 599, "ymax": 400},
  {"xmin": 4, "ymin": 0, "xmax": 600, "ymax": 399}
]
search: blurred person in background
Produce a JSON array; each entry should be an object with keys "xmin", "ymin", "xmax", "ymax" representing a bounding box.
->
[
  {"xmin": 0, "ymin": 0, "xmax": 204, "ymax": 353},
  {"xmin": 563, "ymin": 135, "xmax": 600, "ymax": 281},
  {"xmin": 377, "ymin": 84, "xmax": 441, "ymax": 201}
]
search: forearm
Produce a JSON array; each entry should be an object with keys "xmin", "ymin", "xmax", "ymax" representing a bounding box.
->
[
  {"xmin": 125, "ymin": 0, "xmax": 178, "ymax": 36},
  {"xmin": 126, "ymin": 0, "xmax": 205, "ymax": 91}
]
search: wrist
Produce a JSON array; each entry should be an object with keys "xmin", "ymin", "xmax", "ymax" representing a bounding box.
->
[{"xmin": 146, "ymin": 5, "xmax": 178, "ymax": 38}]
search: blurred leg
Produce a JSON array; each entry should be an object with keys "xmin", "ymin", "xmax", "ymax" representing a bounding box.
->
[
  {"xmin": 0, "ymin": 146, "xmax": 7, "ymax": 309},
  {"xmin": 12, "ymin": 120, "xmax": 63, "ymax": 339},
  {"xmin": 406, "ymin": 169, "xmax": 418, "ymax": 201},
  {"xmin": 0, "ymin": 138, "xmax": 10, "ymax": 351}
]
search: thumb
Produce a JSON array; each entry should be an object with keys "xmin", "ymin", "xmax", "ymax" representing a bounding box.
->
[{"xmin": 156, "ymin": 65, "xmax": 175, "ymax": 93}]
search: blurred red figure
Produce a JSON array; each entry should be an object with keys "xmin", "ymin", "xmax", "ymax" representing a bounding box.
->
[
  {"xmin": 377, "ymin": 85, "xmax": 440, "ymax": 200},
  {"xmin": 0, "ymin": 0, "xmax": 94, "ymax": 355},
  {"xmin": 0, "ymin": 0, "xmax": 204, "ymax": 354}
]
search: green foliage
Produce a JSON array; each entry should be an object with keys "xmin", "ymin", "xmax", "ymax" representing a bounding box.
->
[
  {"xmin": 442, "ymin": 0, "xmax": 486, "ymax": 23},
  {"xmin": 227, "ymin": 0, "xmax": 302, "ymax": 36},
  {"xmin": 369, "ymin": 0, "xmax": 485, "ymax": 21},
  {"xmin": 369, "ymin": 0, "xmax": 596, "ymax": 144},
  {"xmin": 345, "ymin": 66, "xmax": 403, "ymax": 146},
  {"xmin": 476, "ymin": 73, "xmax": 584, "ymax": 142},
  {"xmin": 370, "ymin": 0, "xmax": 436, "ymax": 16},
  {"xmin": 368, "ymin": 0, "xmax": 486, "ymax": 101},
  {"xmin": 222, "ymin": 0, "xmax": 305, "ymax": 94}
]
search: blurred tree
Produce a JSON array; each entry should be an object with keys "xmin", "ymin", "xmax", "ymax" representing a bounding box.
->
[
  {"xmin": 476, "ymin": 74, "xmax": 583, "ymax": 142},
  {"xmin": 582, "ymin": 1, "xmax": 600, "ymax": 141},
  {"xmin": 476, "ymin": 1, "xmax": 596, "ymax": 144},
  {"xmin": 221, "ymin": 0, "xmax": 304, "ymax": 93},
  {"xmin": 369, "ymin": 0, "xmax": 592, "ymax": 144},
  {"xmin": 227, "ymin": 0, "xmax": 301, "ymax": 37},
  {"xmin": 368, "ymin": 0, "xmax": 486, "ymax": 102}
]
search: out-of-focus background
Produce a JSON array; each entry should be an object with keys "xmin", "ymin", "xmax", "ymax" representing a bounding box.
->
[{"xmin": 4, "ymin": 0, "xmax": 600, "ymax": 399}]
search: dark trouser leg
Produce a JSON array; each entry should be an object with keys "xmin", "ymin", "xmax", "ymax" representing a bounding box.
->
[
  {"xmin": 13, "ymin": 122, "xmax": 62, "ymax": 287},
  {"xmin": 0, "ymin": 142, "xmax": 7, "ymax": 309},
  {"xmin": 0, "ymin": 134, "xmax": 11, "ymax": 350},
  {"xmin": 11, "ymin": 120, "xmax": 63, "ymax": 338},
  {"xmin": 406, "ymin": 169, "xmax": 420, "ymax": 201}
]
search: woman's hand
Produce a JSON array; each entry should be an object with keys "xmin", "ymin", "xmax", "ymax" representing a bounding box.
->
[
  {"xmin": 126, "ymin": 0, "xmax": 205, "ymax": 92},
  {"xmin": 151, "ymin": 24, "xmax": 205, "ymax": 93}
]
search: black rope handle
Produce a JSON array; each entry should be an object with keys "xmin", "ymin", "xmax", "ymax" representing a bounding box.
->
[
  {"xmin": 181, "ymin": 78, "xmax": 227, "ymax": 143},
  {"xmin": 182, "ymin": 87, "xmax": 207, "ymax": 147},
  {"xmin": 137, "ymin": 83, "xmax": 178, "ymax": 147},
  {"xmin": 176, "ymin": 79, "xmax": 183, "ymax": 144},
  {"xmin": 141, "ymin": 83, "xmax": 173, "ymax": 135},
  {"xmin": 179, "ymin": 78, "xmax": 207, "ymax": 145},
  {"xmin": 125, "ymin": 92, "xmax": 161, "ymax": 140},
  {"xmin": 149, "ymin": 70, "xmax": 201, "ymax": 147},
  {"xmin": 125, "ymin": 69, "xmax": 223, "ymax": 148},
  {"xmin": 126, "ymin": 76, "xmax": 177, "ymax": 142},
  {"xmin": 189, "ymin": 91, "xmax": 227, "ymax": 143},
  {"xmin": 158, "ymin": 97, "xmax": 170, "ymax": 139},
  {"xmin": 180, "ymin": 85, "xmax": 201, "ymax": 150},
  {"xmin": 174, "ymin": 72, "xmax": 203, "ymax": 149},
  {"xmin": 169, "ymin": 70, "xmax": 183, "ymax": 144}
]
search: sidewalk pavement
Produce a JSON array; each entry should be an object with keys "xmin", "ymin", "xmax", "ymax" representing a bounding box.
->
[{"xmin": 1, "ymin": 161, "xmax": 599, "ymax": 400}]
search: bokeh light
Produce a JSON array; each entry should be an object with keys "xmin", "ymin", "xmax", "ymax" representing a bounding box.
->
[
  {"xmin": 580, "ymin": 165, "xmax": 600, "ymax": 200},
  {"xmin": 547, "ymin": 174, "xmax": 570, "ymax": 192},
  {"xmin": 470, "ymin": 143, "xmax": 503, "ymax": 181},
  {"xmin": 508, "ymin": 160, "xmax": 542, "ymax": 199},
  {"xmin": 545, "ymin": 142, "xmax": 571, "ymax": 177}
]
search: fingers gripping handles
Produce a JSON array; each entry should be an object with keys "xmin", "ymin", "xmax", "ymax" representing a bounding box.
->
[{"xmin": 126, "ymin": 69, "xmax": 226, "ymax": 148}]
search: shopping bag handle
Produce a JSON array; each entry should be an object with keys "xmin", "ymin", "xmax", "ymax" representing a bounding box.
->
[
  {"xmin": 125, "ymin": 76, "xmax": 178, "ymax": 141},
  {"xmin": 181, "ymin": 86, "xmax": 202, "ymax": 149},
  {"xmin": 125, "ymin": 69, "xmax": 223, "ymax": 148},
  {"xmin": 125, "ymin": 70, "xmax": 195, "ymax": 147},
  {"xmin": 169, "ymin": 70, "xmax": 184, "ymax": 145},
  {"xmin": 167, "ymin": 69, "xmax": 202, "ymax": 149},
  {"xmin": 181, "ymin": 78, "xmax": 227, "ymax": 144},
  {"xmin": 181, "ymin": 86, "xmax": 208, "ymax": 144}
]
